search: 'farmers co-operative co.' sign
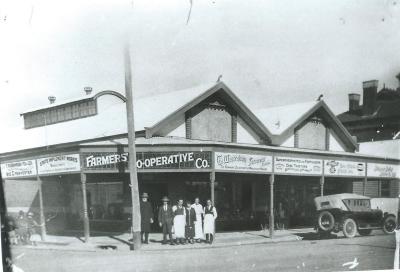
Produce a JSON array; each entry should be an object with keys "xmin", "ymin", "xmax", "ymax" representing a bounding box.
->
[{"xmin": 83, "ymin": 151, "xmax": 212, "ymax": 170}]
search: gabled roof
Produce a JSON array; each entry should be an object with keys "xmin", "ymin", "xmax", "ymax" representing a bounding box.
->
[
  {"xmin": 255, "ymin": 100, "xmax": 358, "ymax": 151},
  {"xmin": 145, "ymin": 81, "xmax": 273, "ymax": 142}
]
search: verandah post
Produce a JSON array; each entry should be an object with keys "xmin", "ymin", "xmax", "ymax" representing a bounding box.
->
[
  {"xmin": 269, "ymin": 174, "xmax": 275, "ymax": 238},
  {"xmin": 37, "ymin": 175, "xmax": 47, "ymax": 241},
  {"xmin": 320, "ymin": 176, "xmax": 325, "ymax": 196},
  {"xmin": 80, "ymin": 172, "xmax": 90, "ymax": 242},
  {"xmin": 210, "ymin": 171, "xmax": 215, "ymax": 204}
]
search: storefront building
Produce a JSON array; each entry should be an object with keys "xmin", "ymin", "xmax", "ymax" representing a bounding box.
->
[{"xmin": 1, "ymin": 82, "xmax": 399, "ymax": 238}]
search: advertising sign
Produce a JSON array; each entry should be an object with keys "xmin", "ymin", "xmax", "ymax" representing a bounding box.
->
[
  {"xmin": 37, "ymin": 154, "xmax": 81, "ymax": 175},
  {"xmin": 83, "ymin": 151, "xmax": 212, "ymax": 170},
  {"xmin": 215, "ymin": 152, "xmax": 272, "ymax": 172},
  {"xmin": 324, "ymin": 160, "xmax": 366, "ymax": 177},
  {"xmin": 0, "ymin": 160, "xmax": 37, "ymax": 178},
  {"xmin": 367, "ymin": 163, "xmax": 400, "ymax": 178},
  {"xmin": 274, "ymin": 156, "xmax": 322, "ymax": 175}
]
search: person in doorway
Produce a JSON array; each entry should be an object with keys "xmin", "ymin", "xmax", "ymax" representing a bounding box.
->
[
  {"xmin": 172, "ymin": 199, "xmax": 186, "ymax": 244},
  {"xmin": 277, "ymin": 202, "xmax": 286, "ymax": 230},
  {"xmin": 158, "ymin": 196, "xmax": 174, "ymax": 245},
  {"xmin": 185, "ymin": 201, "xmax": 196, "ymax": 244},
  {"xmin": 15, "ymin": 210, "xmax": 29, "ymax": 245},
  {"xmin": 140, "ymin": 192, "xmax": 154, "ymax": 244},
  {"xmin": 203, "ymin": 199, "xmax": 217, "ymax": 244},
  {"xmin": 26, "ymin": 212, "xmax": 40, "ymax": 246},
  {"xmin": 191, "ymin": 197, "xmax": 204, "ymax": 242}
]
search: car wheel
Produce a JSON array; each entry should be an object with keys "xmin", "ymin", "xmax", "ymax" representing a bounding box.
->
[
  {"xmin": 318, "ymin": 211, "xmax": 335, "ymax": 232},
  {"xmin": 342, "ymin": 218, "xmax": 357, "ymax": 238},
  {"xmin": 383, "ymin": 215, "xmax": 397, "ymax": 234},
  {"xmin": 358, "ymin": 229, "xmax": 372, "ymax": 236}
]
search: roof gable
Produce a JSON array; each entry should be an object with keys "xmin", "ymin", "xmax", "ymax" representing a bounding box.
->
[
  {"xmin": 145, "ymin": 82, "xmax": 273, "ymax": 143},
  {"xmin": 256, "ymin": 100, "xmax": 358, "ymax": 151}
]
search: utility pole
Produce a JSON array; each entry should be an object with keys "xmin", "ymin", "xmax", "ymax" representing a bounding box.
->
[{"xmin": 124, "ymin": 43, "xmax": 142, "ymax": 250}]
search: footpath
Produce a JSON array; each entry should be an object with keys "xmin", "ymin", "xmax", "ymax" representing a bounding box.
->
[{"xmin": 12, "ymin": 228, "xmax": 315, "ymax": 252}]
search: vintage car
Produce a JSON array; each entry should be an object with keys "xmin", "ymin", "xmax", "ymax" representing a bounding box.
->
[{"xmin": 314, "ymin": 193, "xmax": 397, "ymax": 238}]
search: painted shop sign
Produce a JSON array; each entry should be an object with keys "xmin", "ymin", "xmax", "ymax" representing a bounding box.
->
[
  {"xmin": 367, "ymin": 163, "xmax": 400, "ymax": 178},
  {"xmin": 83, "ymin": 151, "xmax": 212, "ymax": 170},
  {"xmin": 37, "ymin": 154, "xmax": 81, "ymax": 175},
  {"xmin": 1, "ymin": 159, "xmax": 37, "ymax": 178},
  {"xmin": 215, "ymin": 152, "xmax": 272, "ymax": 172},
  {"xmin": 274, "ymin": 156, "xmax": 322, "ymax": 175},
  {"xmin": 324, "ymin": 160, "xmax": 365, "ymax": 177}
]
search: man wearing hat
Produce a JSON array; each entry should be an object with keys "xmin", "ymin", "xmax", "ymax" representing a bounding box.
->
[
  {"xmin": 157, "ymin": 196, "xmax": 174, "ymax": 245},
  {"xmin": 140, "ymin": 192, "xmax": 154, "ymax": 244}
]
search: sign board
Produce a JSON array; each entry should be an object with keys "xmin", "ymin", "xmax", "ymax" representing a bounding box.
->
[
  {"xmin": 368, "ymin": 163, "xmax": 400, "ymax": 178},
  {"xmin": 83, "ymin": 151, "xmax": 212, "ymax": 170},
  {"xmin": 215, "ymin": 152, "xmax": 272, "ymax": 172},
  {"xmin": 274, "ymin": 156, "xmax": 322, "ymax": 175},
  {"xmin": 37, "ymin": 154, "xmax": 81, "ymax": 175},
  {"xmin": 324, "ymin": 160, "xmax": 366, "ymax": 177},
  {"xmin": 0, "ymin": 160, "xmax": 37, "ymax": 178}
]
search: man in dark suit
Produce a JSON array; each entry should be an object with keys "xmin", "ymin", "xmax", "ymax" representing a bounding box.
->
[
  {"xmin": 158, "ymin": 196, "xmax": 174, "ymax": 245},
  {"xmin": 140, "ymin": 192, "xmax": 154, "ymax": 244},
  {"xmin": 185, "ymin": 201, "xmax": 196, "ymax": 244}
]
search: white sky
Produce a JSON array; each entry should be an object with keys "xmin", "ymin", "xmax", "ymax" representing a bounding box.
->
[{"xmin": 0, "ymin": 0, "xmax": 399, "ymax": 130}]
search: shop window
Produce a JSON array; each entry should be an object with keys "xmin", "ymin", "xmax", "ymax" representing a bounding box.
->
[{"xmin": 380, "ymin": 181, "xmax": 390, "ymax": 197}]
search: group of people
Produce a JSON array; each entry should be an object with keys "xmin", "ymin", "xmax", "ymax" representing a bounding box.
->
[
  {"xmin": 7, "ymin": 211, "xmax": 41, "ymax": 245},
  {"xmin": 140, "ymin": 193, "xmax": 217, "ymax": 245}
]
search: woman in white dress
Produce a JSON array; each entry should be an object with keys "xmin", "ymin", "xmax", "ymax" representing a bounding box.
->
[
  {"xmin": 203, "ymin": 199, "xmax": 217, "ymax": 244},
  {"xmin": 191, "ymin": 197, "xmax": 204, "ymax": 242},
  {"xmin": 172, "ymin": 199, "xmax": 186, "ymax": 244}
]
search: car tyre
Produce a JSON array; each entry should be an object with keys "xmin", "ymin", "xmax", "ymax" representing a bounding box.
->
[
  {"xmin": 358, "ymin": 229, "xmax": 372, "ymax": 236},
  {"xmin": 342, "ymin": 218, "xmax": 357, "ymax": 238},
  {"xmin": 317, "ymin": 211, "xmax": 335, "ymax": 232},
  {"xmin": 383, "ymin": 215, "xmax": 397, "ymax": 234}
]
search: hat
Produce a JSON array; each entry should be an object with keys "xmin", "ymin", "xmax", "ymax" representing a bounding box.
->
[
  {"xmin": 141, "ymin": 192, "xmax": 149, "ymax": 198},
  {"xmin": 27, "ymin": 212, "xmax": 34, "ymax": 217},
  {"xmin": 161, "ymin": 196, "xmax": 170, "ymax": 202}
]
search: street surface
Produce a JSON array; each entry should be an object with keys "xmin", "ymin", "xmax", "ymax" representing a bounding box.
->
[{"xmin": 10, "ymin": 232, "xmax": 396, "ymax": 272}]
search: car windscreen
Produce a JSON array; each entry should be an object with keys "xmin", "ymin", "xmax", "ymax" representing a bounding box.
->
[{"xmin": 342, "ymin": 199, "xmax": 371, "ymax": 212}]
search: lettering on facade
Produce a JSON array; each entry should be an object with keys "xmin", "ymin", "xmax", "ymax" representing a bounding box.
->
[
  {"xmin": 274, "ymin": 156, "xmax": 322, "ymax": 175},
  {"xmin": 83, "ymin": 151, "xmax": 212, "ymax": 170},
  {"xmin": 0, "ymin": 159, "xmax": 37, "ymax": 178},
  {"xmin": 215, "ymin": 152, "xmax": 272, "ymax": 172},
  {"xmin": 368, "ymin": 163, "xmax": 400, "ymax": 178},
  {"xmin": 37, "ymin": 154, "xmax": 81, "ymax": 175},
  {"xmin": 324, "ymin": 160, "xmax": 365, "ymax": 177}
]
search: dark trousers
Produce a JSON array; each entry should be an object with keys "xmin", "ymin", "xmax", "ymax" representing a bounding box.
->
[
  {"xmin": 141, "ymin": 231, "xmax": 149, "ymax": 243},
  {"xmin": 205, "ymin": 233, "xmax": 214, "ymax": 243},
  {"xmin": 162, "ymin": 221, "xmax": 173, "ymax": 243}
]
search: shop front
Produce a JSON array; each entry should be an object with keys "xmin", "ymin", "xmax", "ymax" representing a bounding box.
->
[{"xmin": 1, "ymin": 141, "xmax": 400, "ymax": 240}]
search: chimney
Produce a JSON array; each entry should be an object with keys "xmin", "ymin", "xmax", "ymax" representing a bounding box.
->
[
  {"xmin": 48, "ymin": 96, "xmax": 56, "ymax": 104},
  {"xmin": 362, "ymin": 80, "xmax": 378, "ymax": 115},
  {"xmin": 396, "ymin": 73, "xmax": 400, "ymax": 91},
  {"xmin": 348, "ymin": 93, "xmax": 360, "ymax": 112},
  {"xmin": 84, "ymin": 87, "xmax": 93, "ymax": 95}
]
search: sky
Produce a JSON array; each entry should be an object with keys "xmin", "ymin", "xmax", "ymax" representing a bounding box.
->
[{"xmin": 0, "ymin": 0, "xmax": 400, "ymax": 130}]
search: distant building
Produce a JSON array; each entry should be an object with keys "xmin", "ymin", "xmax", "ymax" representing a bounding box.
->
[{"xmin": 337, "ymin": 73, "xmax": 400, "ymax": 142}]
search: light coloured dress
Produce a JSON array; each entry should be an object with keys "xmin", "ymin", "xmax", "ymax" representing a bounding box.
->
[
  {"xmin": 203, "ymin": 205, "xmax": 217, "ymax": 234},
  {"xmin": 172, "ymin": 205, "xmax": 186, "ymax": 238},
  {"xmin": 191, "ymin": 203, "xmax": 204, "ymax": 239}
]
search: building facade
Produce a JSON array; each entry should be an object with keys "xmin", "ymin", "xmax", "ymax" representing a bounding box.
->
[{"xmin": 1, "ymin": 82, "xmax": 399, "ymax": 238}]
